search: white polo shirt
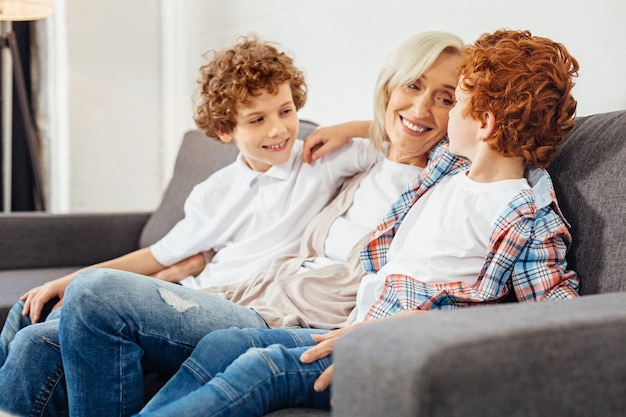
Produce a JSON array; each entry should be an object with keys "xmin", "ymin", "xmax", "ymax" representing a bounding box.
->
[{"xmin": 151, "ymin": 139, "xmax": 380, "ymax": 288}]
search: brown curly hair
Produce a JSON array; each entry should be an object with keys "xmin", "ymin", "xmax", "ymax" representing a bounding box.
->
[
  {"xmin": 194, "ymin": 35, "xmax": 307, "ymax": 140},
  {"xmin": 458, "ymin": 29, "xmax": 579, "ymax": 168}
]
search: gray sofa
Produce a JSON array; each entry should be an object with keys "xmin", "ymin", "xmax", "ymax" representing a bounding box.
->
[{"xmin": 0, "ymin": 111, "xmax": 624, "ymax": 416}]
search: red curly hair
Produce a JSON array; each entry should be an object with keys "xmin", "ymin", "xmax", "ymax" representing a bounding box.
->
[
  {"xmin": 194, "ymin": 35, "xmax": 307, "ymax": 140},
  {"xmin": 458, "ymin": 29, "xmax": 579, "ymax": 168}
]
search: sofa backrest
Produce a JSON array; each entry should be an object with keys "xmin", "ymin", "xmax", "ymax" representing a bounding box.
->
[
  {"xmin": 547, "ymin": 110, "xmax": 626, "ymax": 295},
  {"xmin": 139, "ymin": 119, "xmax": 319, "ymax": 247}
]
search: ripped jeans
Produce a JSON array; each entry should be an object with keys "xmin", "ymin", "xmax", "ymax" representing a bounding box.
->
[{"xmin": 2, "ymin": 269, "xmax": 269, "ymax": 417}]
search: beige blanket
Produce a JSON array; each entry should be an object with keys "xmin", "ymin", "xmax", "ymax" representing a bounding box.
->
[{"xmin": 203, "ymin": 173, "xmax": 369, "ymax": 329}]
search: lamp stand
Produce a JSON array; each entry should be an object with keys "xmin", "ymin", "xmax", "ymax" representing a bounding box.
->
[{"xmin": 1, "ymin": 20, "xmax": 45, "ymax": 212}]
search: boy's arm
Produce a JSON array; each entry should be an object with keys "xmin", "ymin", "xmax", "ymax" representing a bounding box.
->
[
  {"xmin": 511, "ymin": 209, "xmax": 580, "ymax": 301},
  {"xmin": 302, "ymin": 121, "xmax": 372, "ymax": 164}
]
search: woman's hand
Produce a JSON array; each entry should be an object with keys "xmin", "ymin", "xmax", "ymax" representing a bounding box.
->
[
  {"xmin": 151, "ymin": 253, "xmax": 207, "ymax": 283},
  {"xmin": 302, "ymin": 121, "xmax": 372, "ymax": 164}
]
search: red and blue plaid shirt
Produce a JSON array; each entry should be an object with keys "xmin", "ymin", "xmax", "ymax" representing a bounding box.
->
[{"xmin": 360, "ymin": 144, "xmax": 580, "ymax": 321}]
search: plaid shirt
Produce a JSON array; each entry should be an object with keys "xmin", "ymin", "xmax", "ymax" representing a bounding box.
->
[{"xmin": 360, "ymin": 144, "xmax": 580, "ymax": 321}]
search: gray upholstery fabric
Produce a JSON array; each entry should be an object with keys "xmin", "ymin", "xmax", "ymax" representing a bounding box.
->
[
  {"xmin": 547, "ymin": 110, "xmax": 626, "ymax": 294},
  {"xmin": 333, "ymin": 292, "xmax": 626, "ymax": 417},
  {"xmin": 0, "ymin": 212, "xmax": 149, "ymax": 269},
  {"xmin": 139, "ymin": 119, "xmax": 320, "ymax": 247}
]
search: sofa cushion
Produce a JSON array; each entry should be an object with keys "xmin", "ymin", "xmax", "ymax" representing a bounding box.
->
[
  {"xmin": 548, "ymin": 110, "xmax": 626, "ymax": 295},
  {"xmin": 139, "ymin": 120, "xmax": 319, "ymax": 247}
]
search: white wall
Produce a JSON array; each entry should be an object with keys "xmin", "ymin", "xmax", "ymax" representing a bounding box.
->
[{"xmin": 54, "ymin": 0, "xmax": 626, "ymax": 213}]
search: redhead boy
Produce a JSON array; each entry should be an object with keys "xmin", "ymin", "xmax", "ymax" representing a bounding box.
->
[{"xmin": 134, "ymin": 29, "xmax": 580, "ymax": 417}]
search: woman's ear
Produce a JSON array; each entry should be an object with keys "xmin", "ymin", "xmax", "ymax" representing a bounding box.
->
[{"xmin": 477, "ymin": 110, "xmax": 496, "ymax": 141}]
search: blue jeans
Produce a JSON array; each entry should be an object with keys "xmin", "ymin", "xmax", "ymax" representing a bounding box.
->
[
  {"xmin": 59, "ymin": 269, "xmax": 270, "ymax": 417},
  {"xmin": 0, "ymin": 302, "xmax": 66, "ymax": 417},
  {"xmin": 0, "ymin": 300, "xmax": 60, "ymax": 365},
  {"xmin": 138, "ymin": 327, "xmax": 332, "ymax": 417}
]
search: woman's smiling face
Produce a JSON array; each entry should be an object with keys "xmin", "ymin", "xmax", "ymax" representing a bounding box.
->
[{"xmin": 385, "ymin": 52, "xmax": 460, "ymax": 167}]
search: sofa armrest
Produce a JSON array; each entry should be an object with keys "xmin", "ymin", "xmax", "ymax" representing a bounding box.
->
[
  {"xmin": 333, "ymin": 292, "xmax": 626, "ymax": 417},
  {"xmin": 0, "ymin": 212, "xmax": 151, "ymax": 270}
]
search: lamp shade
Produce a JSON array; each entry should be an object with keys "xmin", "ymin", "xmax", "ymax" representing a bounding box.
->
[{"xmin": 0, "ymin": 0, "xmax": 54, "ymax": 21}]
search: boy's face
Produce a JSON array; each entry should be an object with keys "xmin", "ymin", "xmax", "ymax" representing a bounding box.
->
[
  {"xmin": 384, "ymin": 52, "xmax": 459, "ymax": 166},
  {"xmin": 218, "ymin": 82, "xmax": 299, "ymax": 172},
  {"xmin": 447, "ymin": 82, "xmax": 482, "ymax": 160}
]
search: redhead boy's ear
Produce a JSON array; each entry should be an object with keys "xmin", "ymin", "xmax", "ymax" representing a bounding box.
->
[{"xmin": 477, "ymin": 111, "xmax": 496, "ymax": 142}]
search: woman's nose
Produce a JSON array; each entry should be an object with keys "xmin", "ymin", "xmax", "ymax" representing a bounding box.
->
[{"xmin": 411, "ymin": 95, "xmax": 432, "ymax": 118}]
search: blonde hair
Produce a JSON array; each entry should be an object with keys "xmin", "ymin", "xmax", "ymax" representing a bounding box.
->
[{"xmin": 369, "ymin": 32, "xmax": 464, "ymax": 151}]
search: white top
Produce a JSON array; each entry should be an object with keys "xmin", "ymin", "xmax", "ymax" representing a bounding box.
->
[
  {"xmin": 151, "ymin": 139, "xmax": 380, "ymax": 288},
  {"xmin": 355, "ymin": 169, "xmax": 530, "ymax": 322},
  {"xmin": 323, "ymin": 158, "xmax": 423, "ymax": 263}
]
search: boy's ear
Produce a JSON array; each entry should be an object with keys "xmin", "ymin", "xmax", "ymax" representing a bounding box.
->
[
  {"xmin": 477, "ymin": 111, "xmax": 496, "ymax": 141},
  {"xmin": 216, "ymin": 130, "xmax": 234, "ymax": 144}
]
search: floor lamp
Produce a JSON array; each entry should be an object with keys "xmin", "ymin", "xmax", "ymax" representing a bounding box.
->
[{"xmin": 0, "ymin": 0, "xmax": 53, "ymax": 212}]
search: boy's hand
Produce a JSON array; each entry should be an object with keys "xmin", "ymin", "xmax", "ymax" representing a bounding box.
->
[
  {"xmin": 299, "ymin": 310, "xmax": 427, "ymax": 392},
  {"xmin": 299, "ymin": 322, "xmax": 366, "ymax": 392},
  {"xmin": 20, "ymin": 275, "xmax": 73, "ymax": 323},
  {"xmin": 302, "ymin": 121, "xmax": 371, "ymax": 164},
  {"xmin": 151, "ymin": 253, "xmax": 207, "ymax": 283}
]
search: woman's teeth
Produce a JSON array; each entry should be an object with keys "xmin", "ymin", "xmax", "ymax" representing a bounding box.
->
[{"xmin": 402, "ymin": 118, "xmax": 429, "ymax": 132}]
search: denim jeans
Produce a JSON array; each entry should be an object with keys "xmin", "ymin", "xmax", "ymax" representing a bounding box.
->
[
  {"xmin": 0, "ymin": 300, "xmax": 60, "ymax": 366},
  {"xmin": 0, "ymin": 302, "xmax": 66, "ymax": 417},
  {"xmin": 138, "ymin": 327, "xmax": 332, "ymax": 417},
  {"xmin": 59, "ymin": 269, "xmax": 270, "ymax": 417}
]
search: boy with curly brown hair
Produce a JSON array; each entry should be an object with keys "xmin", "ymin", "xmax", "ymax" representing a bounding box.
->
[
  {"xmin": 134, "ymin": 29, "xmax": 581, "ymax": 417},
  {"xmin": 0, "ymin": 35, "xmax": 380, "ymax": 417},
  {"xmin": 10, "ymin": 35, "xmax": 378, "ymax": 318}
]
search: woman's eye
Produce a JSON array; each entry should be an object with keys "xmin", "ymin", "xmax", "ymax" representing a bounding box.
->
[
  {"xmin": 408, "ymin": 83, "xmax": 420, "ymax": 91},
  {"xmin": 250, "ymin": 117, "xmax": 264, "ymax": 124},
  {"xmin": 280, "ymin": 108, "xmax": 293, "ymax": 115}
]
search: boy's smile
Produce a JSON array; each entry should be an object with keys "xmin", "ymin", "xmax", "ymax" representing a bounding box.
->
[{"xmin": 217, "ymin": 82, "xmax": 299, "ymax": 172}]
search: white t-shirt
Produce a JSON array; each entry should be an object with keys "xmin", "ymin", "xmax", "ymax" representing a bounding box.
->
[
  {"xmin": 324, "ymin": 158, "xmax": 423, "ymax": 263},
  {"xmin": 151, "ymin": 139, "xmax": 380, "ymax": 289},
  {"xmin": 355, "ymin": 169, "xmax": 530, "ymax": 322}
]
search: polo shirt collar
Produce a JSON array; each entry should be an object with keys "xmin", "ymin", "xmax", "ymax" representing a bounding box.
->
[{"xmin": 234, "ymin": 143, "xmax": 299, "ymax": 187}]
